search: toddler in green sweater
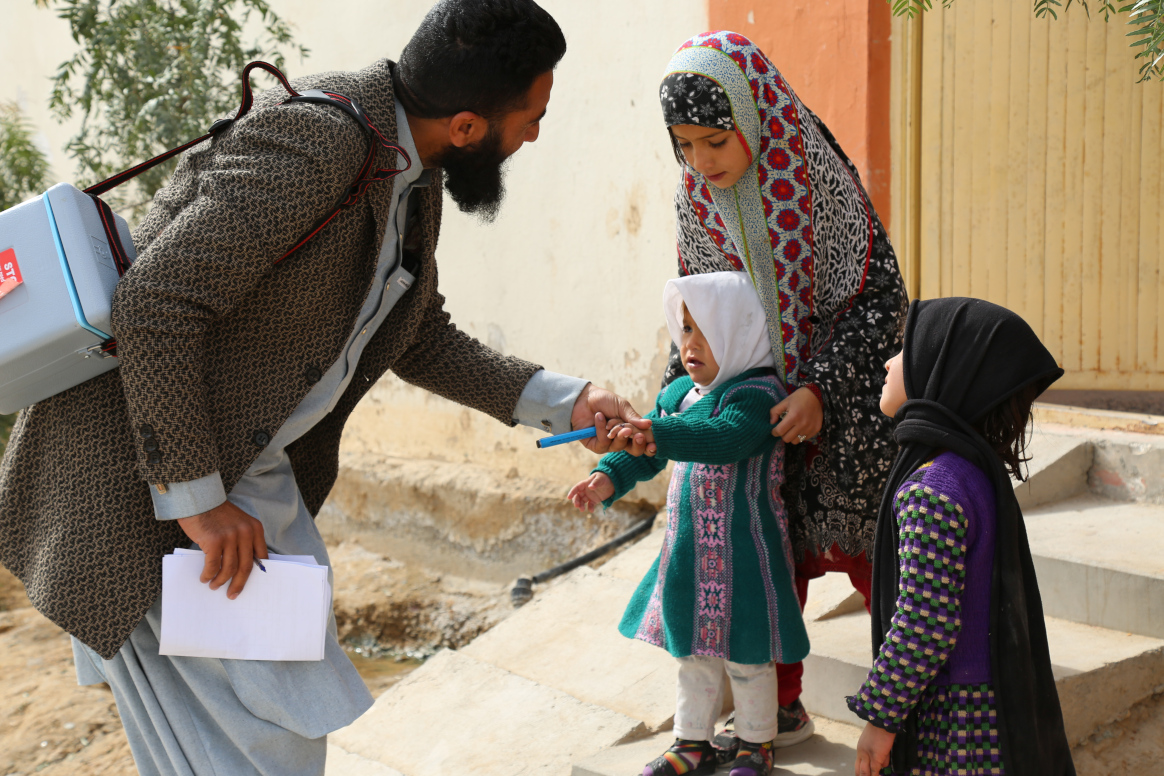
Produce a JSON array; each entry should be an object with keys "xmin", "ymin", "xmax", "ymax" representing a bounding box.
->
[{"xmin": 568, "ymin": 272, "xmax": 809, "ymax": 776}]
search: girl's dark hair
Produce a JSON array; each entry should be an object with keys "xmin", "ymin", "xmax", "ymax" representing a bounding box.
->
[
  {"xmin": 396, "ymin": 0, "xmax": 566, "ymax": 120},
  {"xmin": 668, "ymin": 127, "xmax": 687, "ymax": 167},
  {"xmin": 971, "ymin": 382, "xmax": 1042, "ymax": 481}
]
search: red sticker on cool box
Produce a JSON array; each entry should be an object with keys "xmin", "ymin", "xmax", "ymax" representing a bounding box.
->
[{"xmin": 0, "ymin": 248, "xmax": 23, "ymax": 301}]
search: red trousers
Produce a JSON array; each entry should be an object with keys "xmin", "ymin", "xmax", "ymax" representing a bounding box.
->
[{"xmin": 775, "ymin": 570, "xmax": 872, "ymax": 707}]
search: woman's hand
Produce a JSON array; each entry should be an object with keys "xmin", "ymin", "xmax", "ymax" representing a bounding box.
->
[
  {"xmin": 854, "ymin": 722, "xmax": 895, "ymax": 776},
  {"xmin": 770, "ymin": 386, "xmax": 823, "ymax": 444},
  {"xmin": 568, "ymin": 473, "xmax": 615, "ymax": 513}
]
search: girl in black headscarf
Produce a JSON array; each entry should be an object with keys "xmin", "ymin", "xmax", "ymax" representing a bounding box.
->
[{"xmin": 847, "ymin": 298, "xmax": 1075, "ymax": 776}]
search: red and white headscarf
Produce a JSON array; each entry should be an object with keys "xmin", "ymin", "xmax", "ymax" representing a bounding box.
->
[{"xmin": 661, "ymin": 31, "xmax": 872, "ymax": 388}]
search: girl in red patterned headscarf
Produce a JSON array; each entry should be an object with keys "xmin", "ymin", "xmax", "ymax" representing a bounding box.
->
[{"xmin": 658, "ymin": 30, "xmax": 909, "ymax": 755}]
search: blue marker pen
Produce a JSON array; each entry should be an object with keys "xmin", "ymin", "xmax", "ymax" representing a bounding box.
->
[{"xmin": 535, "ymin": 426, "xmax": 598, "ymax": 449}]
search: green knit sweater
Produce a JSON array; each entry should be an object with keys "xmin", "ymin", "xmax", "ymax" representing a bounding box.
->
[{"xmin": 594, "ymin": 368, "xmax": 782, "ymax": 505}]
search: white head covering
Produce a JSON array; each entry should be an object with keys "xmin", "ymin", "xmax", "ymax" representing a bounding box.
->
[{"xmin": 663, "ymin": 271, "xmax": 776, "ymax": 392}]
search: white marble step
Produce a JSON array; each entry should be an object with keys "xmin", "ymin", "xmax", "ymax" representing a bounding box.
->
[
  {"xmin": 462, "ymin": 564, "xmax": 679, "ymax": 732},
  {"xmin": 326, "ymin": 745, "xmax": 406, "ymax": 776}
]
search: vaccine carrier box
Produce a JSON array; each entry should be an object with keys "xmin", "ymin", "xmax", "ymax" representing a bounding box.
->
[{"xmin": 0, "ymin": 183, "xmax": 136, "ymax": 414}]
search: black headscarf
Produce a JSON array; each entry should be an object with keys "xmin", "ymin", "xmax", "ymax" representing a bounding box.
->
[
  {"xmin": 659, "ymin": 72, "xmax": 734, "ymax": 129},
  {"xmin": 872, "ymin": 298, "xmax": 1075, "ymax": 775}
]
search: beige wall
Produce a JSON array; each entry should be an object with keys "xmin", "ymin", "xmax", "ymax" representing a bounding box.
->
[
  {"xmin": 3, "ymin": 1, "xmax": 708, "ymax": 494},
  {"xmin": 0, "ymin": 5, "xmax": 83, "ymax": 184}
]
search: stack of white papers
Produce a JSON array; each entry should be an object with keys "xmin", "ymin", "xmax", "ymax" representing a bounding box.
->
[{"xmin": 159, "ymin": 548, "xmax": 331, "ymax": 661}]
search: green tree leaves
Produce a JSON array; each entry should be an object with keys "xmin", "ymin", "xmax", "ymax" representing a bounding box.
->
[
  {"xmin": 42, "ymin": 0, "xmax": 308, "ymax": 218},
  {"xmin": 1125, "ymin": 0, "xmax": 1164, "ymax": 81},
  {"xmin": 0, "ymin": 102, "xmax": 51, "ymax": 212},
  {"xmin": 0, "ymin": 414, "xmax": 14, "ymax": 458}
]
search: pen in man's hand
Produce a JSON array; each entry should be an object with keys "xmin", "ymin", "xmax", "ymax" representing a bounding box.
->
[{"xmin": 255, "ymin": 556, "xmax": 267, "ymax": 573}]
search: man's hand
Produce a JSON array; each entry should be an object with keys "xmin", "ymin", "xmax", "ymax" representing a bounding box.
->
[
  {"xmin": 177, "ymin": 501, "xmax": 268, "ymax": 600},
  {"xmin": 567, "ymin": 472, "xmax": 615, "ymax": 513},
  {"xmin": 854, "ymin": 721, "xmax": 895, "ymax": 776},
  {"xmin": 570, "ymin": 383, "xmax": 655, "ymax": 456},
  {"xmin": 770, "ymin": 386, "xmax": 823, "ymax": 444}
]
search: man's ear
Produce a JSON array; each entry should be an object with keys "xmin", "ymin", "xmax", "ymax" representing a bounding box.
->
[{"xmin": 447, "ymin": 110, "xmax": 488, "ymax": 148}]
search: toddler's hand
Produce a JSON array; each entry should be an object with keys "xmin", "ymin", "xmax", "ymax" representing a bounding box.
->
[
  {"xmin": 567, "ymin": 473, "xmax": 615, "ymax": 513},
  {"xmin": 606, "ymin": 419, "xmax": 656, "ymax": 454}
]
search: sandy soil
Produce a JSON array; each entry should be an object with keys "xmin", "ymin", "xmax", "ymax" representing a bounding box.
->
[{"xmin": 1, "ymin": 549, "xmax": 1160, "ymax": 776}]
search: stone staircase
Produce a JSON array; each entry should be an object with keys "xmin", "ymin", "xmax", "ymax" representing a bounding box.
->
[{"xmin": 324, "ymin": 418, "xmax": 1164, "ymax": 776}]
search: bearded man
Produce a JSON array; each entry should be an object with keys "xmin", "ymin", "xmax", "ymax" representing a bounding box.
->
[{"xmin": 0, "ymin": 1, "xmax": 651, "ymax": 773}]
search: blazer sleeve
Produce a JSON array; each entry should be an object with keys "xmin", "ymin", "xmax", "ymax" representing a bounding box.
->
[
  {"xmin": 389, "ymin": 284, "xmax": 543, "ymax": 426},
  {"xmin": 388, "ymin": 182, "xmax": 542, "ymax": 425},
  {"xmin": 111, "ymin": 101, "xmax": 369, "ymax": 485}
]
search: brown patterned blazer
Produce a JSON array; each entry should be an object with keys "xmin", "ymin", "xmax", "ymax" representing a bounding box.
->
[{"xmin": 0, "ymin": 59, "xmax": 541, "ymax": 658}]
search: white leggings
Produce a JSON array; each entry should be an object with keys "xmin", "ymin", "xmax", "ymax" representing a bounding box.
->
[{"xmin": 675, "ymin": 655, "xmax": 779, "ymax": 743}]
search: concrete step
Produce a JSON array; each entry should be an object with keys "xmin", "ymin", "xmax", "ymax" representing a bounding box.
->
[
  {"xmin": 571, "ymin": 715, "xmax": 862, "ymax": 776},
  {"xmin": 1024, "ymin": 421, "xmax": 1164, "ymax": 505},
  {"xmin": 1024, "ymin": 494, "xmax": 1164, "ymax": 638},
  {"xmin": 797, "ymin": 607, "xmax": 1164, "ymax": 744},
  {"xmin": 329, "ymin": 649, "xmax": 646, "ymax": 776},
  {"xmin": 1012, "ymin": 427, "xmax": 1092, "ymax": 510},
  {"xmin": 318, "ymin": 454, "xmax": 656, "ymax": 584},
  {"xmin": 462, "ymin": 564, "xmax": 680, "ymax": 732}
]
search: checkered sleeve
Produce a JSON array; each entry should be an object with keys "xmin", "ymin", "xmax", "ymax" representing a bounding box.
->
[{"xmin": 846, "ymin": 479, "xmax": 969, "ymax": 732}]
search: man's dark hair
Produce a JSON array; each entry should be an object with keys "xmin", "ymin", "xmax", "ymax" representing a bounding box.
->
[{"xmin": 396, "ymin": 0, "xmax": 567, "ymax": 120}]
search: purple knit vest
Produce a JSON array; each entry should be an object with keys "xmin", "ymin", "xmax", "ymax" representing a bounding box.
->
[{"xmin": 909, "ymin": 450, "xmax": 996, "ymax": 685}]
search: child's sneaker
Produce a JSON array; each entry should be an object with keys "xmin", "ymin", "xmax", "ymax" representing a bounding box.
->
[
  {"xmin": 642, "ymin": 739, "xmax": 718, "ymax": 776},
  {"xmin": 773, "ymin": 699, "xmax": 814, "ymax": 747},
  {"xmin": 728, "ymin": 739, "xmax": 774, "ymax": 776}
]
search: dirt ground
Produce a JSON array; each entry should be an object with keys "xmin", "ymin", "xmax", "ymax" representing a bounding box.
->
[{"xmin": 1, "ymin": 548, "xmax": 1161, "ymax": 776}]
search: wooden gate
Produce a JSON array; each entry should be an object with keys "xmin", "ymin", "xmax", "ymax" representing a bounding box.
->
[{"xmin": 890, "ymin": 4, "xmax": 1164, "ymax": 390}]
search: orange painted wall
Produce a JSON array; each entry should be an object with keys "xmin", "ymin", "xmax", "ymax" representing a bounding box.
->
[{"xmin": 707, "ymin": 0, "xmax": 892, "ymax": 221}]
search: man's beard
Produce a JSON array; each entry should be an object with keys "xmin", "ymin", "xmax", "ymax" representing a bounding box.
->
[{"xmin": 434, "ymin": 124, "xmax": 510, "ymax": 223}]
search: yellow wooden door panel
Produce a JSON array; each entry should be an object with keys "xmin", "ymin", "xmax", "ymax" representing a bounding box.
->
[{"xmin": 893, "ymin": 6, "xmax": 1164, "ymax": 390}]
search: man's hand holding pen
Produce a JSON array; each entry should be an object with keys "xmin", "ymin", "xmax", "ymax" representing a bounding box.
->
[{"xmin": 570, "ymin": 383, "xmax": 655, "ymax": 456}]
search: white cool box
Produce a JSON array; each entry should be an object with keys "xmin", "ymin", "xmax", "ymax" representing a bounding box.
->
[{"xmin": 0, "ymin": 183, "xmax": 136, "ymax": 415}]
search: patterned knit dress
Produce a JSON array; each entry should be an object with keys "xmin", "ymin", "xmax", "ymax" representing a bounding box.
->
[
  {"xmin": 595, "ymin": 369, "xmax": 810, "ymax": 666},
  {"xmin": 847, "ymin": 451, "xmax": 1004, "ymax": 775}
]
